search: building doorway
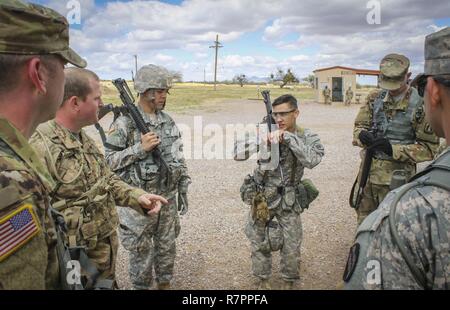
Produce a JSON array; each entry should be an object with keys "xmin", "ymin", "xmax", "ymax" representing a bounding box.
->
[{"xmin": 332, "ymin": 77, "xmax": 343, "ymax": 102}]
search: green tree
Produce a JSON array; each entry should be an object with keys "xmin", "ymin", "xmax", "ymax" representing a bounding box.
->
[
  {"xmin": 280, "ymin": 68, "xmax": 298, "ymax": 88},
  {"xmin": 233, "ymin": 74, "xmax": 247, "ymax": 87},
  {"xmin": 302, "ymin": 74, "xmax": 315, "ymax": 88}
]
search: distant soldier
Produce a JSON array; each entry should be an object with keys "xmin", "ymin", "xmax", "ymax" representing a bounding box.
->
[
  {"xmin": 105, "ymin": 64, "xmax": 191, "ymax": 290},
  {"xmin": 0, "ymin": 0, "xmax": 86, "ymax": 289},
  {"xmin": 235, "ymin": 94, "xmax": 324, "ymax": 290},
  {"xmin": 30, "ymin": 68, "xmax": 166, "ymax": 287},
  {"xmin": 323, "ymin": 86, "xmax": 331, "ymax": 105},
  {"xmin": 351, "ymin": 53, "xmax": 440, "ymax": 225},
  {"xmin": 345, "ymin": 87, "xmax": 354, "ymax": 106},
  {"xmin": 344, "ymin": 27, "xmax": 450, "ymax": 290}
]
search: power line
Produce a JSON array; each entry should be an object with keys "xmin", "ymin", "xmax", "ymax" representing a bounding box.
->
[
  {"xmin": 209, "ymin": 34, "xmax": 223, "ymax": 91},
  {"xmin": 134, "ymin": 55, "xmax": 138, "ymax": 80}
]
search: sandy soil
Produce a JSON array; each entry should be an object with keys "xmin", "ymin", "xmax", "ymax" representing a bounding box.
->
[{"xmin": 86, "ymin": 99, "xmax": 363, "ymax": 290}]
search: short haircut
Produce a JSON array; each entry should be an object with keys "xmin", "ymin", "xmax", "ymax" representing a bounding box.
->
[
  {"xmin": 0, "ymin": 54, "xmax": 59, "ymax": 93},
  {"xmin": 436, "ymin": 74, "xmax": 450, "ymax": 95},
  {"xmin": 63, "ymin": 67, "xmax": 99, "ymax": 103},
  {"xmin": 272, "ymin": 94, "xmax": 298, "ymax": 109}
]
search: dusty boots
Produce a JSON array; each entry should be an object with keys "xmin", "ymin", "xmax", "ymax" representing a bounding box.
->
[
  {"xmin": 257, "ymin": 279, "xmax": 271, "ymax": 290},
  {"xmin": 281, "ymin": 280, "xmax": 294, "ymax": 290},
  {"xmin": 157, "ymin": 282, "xmax": 171, "ymax": 290}
]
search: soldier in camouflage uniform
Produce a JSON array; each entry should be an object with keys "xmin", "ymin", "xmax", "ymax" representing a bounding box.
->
[
  {"xmin": 345, "ymin": 87, "xmax": 353, "ymax": 106},
  {"xmin": 105, "ymin": 64, "xmax": 191, "ymax": 290},
  {"xmin": 29, "ymin": 68, "xmax": 166, "ymax": 287},
  {"xmin": 235, "ymin": 94, "xmax": 324, "ymax": 290},
  {"xmin": 344, "ymin": 27, "xmax": 450, "ymax": 290},
  {"xmin": 0, "ymin": 0, "xmax": 86, "ymax": 289},
  {"xmin": 352, "ymin": 53, "xmax": 440, "ymax": 225},
  {"xmin": 323, "ymin": 86, "xmax": 331, "ymax": 105}
]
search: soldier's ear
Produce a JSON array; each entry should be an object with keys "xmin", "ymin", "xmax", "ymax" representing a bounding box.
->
[
  {"xmin": 426, "ymin": 77, "xmax": 441, "ymax": 111},
  {"xmin": 27, "ymin": 57, "xmax": 47, "ymax": 95},
  {"xmin": 66, "ymin": 95, "xmax": 81, "ymax": 112}
]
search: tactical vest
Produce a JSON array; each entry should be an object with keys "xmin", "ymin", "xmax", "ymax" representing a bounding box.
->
[
  {"xmin": 36, "ymin": 123, "xmax": 119, "ymax": 250},
  {"xmin": 389, "ymin": 148, "xmax": 450, "ymax": 289},
  {"xmin": 372, "ymin": 87, "xmax": 422, "ymax": 146},
  {"xmin": 251, "ymin": 127, "xmax": 318, "ymax": 212},
  {"xmin": 124, "ymin": 111, "xmax": 183, "ymax": 196}
]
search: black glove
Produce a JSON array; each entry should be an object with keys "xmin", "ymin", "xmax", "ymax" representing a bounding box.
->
[
  {"xmin": 370, "ymin": 138, "xmax": 393, "ymax": 157},
  {"xmin": 178, "ymin": 192, "xmax": 188, "ymax": 215},
  {"xmin": 358, "ymin": 130, "xmax": 375, "ymax": 147}
]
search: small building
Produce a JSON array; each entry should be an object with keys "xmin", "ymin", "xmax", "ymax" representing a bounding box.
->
[{"xmin": 313, "ymin": 66, "xmax": 380, "ymax": 103}]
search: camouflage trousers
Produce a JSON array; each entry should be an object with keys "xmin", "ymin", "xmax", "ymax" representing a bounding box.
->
[
  {"xmin": 245, "ymin": 203, "xmax": 303, "ymax": 281},
  {"xmin": 356, "ymin": 182, "xmax": 390, "ymax": 225},
  {"xmin": 118, "ymin": 199, "xmax": 180, "ymax": 289},
  {"xmin": 86, "ymin": 232, "xmax": 119, "ymax": 281}
]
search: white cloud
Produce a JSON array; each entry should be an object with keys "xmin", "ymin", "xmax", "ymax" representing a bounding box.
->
[
  {"xmin": 34, "ymin": 0, "xmax": 450, "ymax": 81},
  {"xmin": 154, "ymin": 53, "xmax": 175, "ymax": 63}
]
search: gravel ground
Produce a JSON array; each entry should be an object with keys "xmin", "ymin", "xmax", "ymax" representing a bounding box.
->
[{"xmin": 86, "ymin": 99, "xmax": 362, "ymax": 290}]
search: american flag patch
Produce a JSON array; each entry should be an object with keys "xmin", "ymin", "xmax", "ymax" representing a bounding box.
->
[{"xmin": 0, "ymin": 204, "xmax": 40, "ymax": 262}]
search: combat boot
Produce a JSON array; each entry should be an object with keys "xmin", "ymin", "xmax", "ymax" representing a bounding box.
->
[
  {"xmin": 257, "ymin": 279, "xmax": 271, "ymax": 290},
  {"xmin": 281, "ymin": 280, "xmax": 294, "ymax": 290},
  {"xmin": 157, "ymin": 282, "xmax": 171, "ymax": 290}
]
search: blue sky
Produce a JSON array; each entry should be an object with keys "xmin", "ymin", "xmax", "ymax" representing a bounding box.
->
[{"xmin": 30, "ymin": 0, "xmax": 449, "ymax": 83}]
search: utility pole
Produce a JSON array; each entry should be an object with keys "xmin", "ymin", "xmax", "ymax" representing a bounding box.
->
[
  {"xmin": 209, "ymin": 34, "xmax": 223, "ymax": 91},
  {"xmin": 204, "ymin": 67, "xmax": 206, "ymax": 85},
  {"xmin": 134, "ymin": 55, "xmax": 138, "ymax": 79}
]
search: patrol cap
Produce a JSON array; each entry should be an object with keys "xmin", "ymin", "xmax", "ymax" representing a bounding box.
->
[
  {"xmin": 379, "ymin": 53, "xmax": 410, "ymax": 90},
  {"xmin": 424, "ymin": 27, "xmax": 450, "ymax": 75},
  {"xmin": 0, "ymin": 0, "xmax": 86, "ymax": 68}
]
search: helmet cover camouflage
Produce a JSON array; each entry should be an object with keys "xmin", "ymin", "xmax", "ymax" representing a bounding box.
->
[
  {"xmin": 134, "ymin": 64, "xmax": 173, "ymax": 93},
  {"xmin": 424, "ymin": 27, "xmax": 450, "ymax": 76}
]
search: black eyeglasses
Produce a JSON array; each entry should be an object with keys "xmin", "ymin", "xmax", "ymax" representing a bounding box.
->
[
  {"xmin": 417, "ymin": 74, "xmax": 450, "ymax": 97},
  {"xmin": 273, "ymin": 109, "xmax": 296, "ymax": 118}
]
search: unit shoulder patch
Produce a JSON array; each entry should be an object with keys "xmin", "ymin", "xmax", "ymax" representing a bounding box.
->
[{"xmin": 343, "ymin": 243, "xmax": 360, "ymax": 282}]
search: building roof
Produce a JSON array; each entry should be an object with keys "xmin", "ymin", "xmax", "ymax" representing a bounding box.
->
[{"xmin": 313, "ymin": 66, "xmax": 380, "ymax": 76}]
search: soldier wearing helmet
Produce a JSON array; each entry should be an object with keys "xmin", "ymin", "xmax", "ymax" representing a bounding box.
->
[{"xmin": 105, "ymin": 64, "xmax": 191, "ymax": 290}]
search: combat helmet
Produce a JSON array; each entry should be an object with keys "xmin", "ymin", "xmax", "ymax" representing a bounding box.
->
[{"xmin": 134, "ymin": 64, "xmax": 172, "ymax": 93}]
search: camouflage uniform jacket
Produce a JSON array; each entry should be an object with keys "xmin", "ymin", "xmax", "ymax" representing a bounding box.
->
[
  {"xmin": 29, "ymin": 120, "xmax": 147, "ymax": 249},
  {"xmin": 235, "ymin": 126, "xmax": 324, "ymax": 210},
  {"xmin": 0, "ymin": 117, "xmax": 59, "ymax": 289},
  {"xmin": 105, "ymin": 106, "xmax": 191, "ymax": 198},
  {"xmin": 346, "ymin": 89, "xmax": 354, "ymax": 99},
  {"xmin": 353, "ymin": 87, "xmax": 440, "ymax": 185},
  {"xmin": 345, "ymin": 147, "xmax": 450, "ymax": 289}
]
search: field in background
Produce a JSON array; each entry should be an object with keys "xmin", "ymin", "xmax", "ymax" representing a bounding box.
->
[{"xmin": 101, "ymin": 81, "xmax": 316, "ymax": 113}]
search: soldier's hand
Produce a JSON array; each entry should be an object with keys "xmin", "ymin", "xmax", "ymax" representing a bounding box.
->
[
  {"xmin": 141, "ymin": 132, "xmax": 161, "ymax": 152},
  {"xmin": 358, "ymin": 130, "xmax": 375, "ymax": 147},
  {"xmin": 178, "ymin": 192, "xmax": 188, "ymax": 215},
  {"xmin": 138, "ymin": 194, "xmax": 168, "ymax": 215},
  {"xmin": 369, "ymin": 138, "xmax": 393, "ymax": 157},
  {"xmin": 268, "ymin": 130, "xmax": 285, "ymax": 144}
]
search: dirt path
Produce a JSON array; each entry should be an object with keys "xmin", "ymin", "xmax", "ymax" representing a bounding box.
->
[{"xmin": 87, "ymin": 100, "xmax": 361, "ymax": 290}]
